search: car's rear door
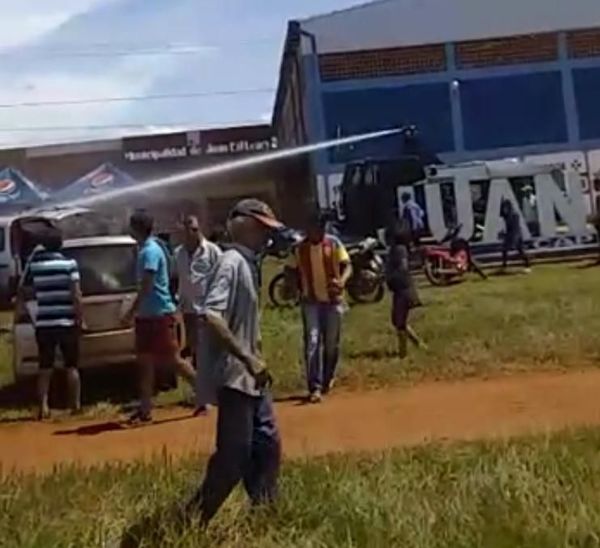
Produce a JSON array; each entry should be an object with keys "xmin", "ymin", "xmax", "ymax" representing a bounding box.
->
[{"xmin": 63, "ymin": 243, "xmax": 138, "ymax": 365}]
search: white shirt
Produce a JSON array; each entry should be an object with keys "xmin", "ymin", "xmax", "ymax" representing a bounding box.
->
[{"xmin": 175, "ymin": 240, "xmax": 222, "ymax": 314}]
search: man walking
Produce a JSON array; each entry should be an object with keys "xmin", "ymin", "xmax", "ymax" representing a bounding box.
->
[
  {"xmin": 18, "ymin": 228, "xmax": 83, "ymax": 420},
  {"xmin": 174, "ymin": 215, "xmax": 221, "ymax": 412},
  {"xmin": 122, "ymin": 211, "xmax": 197, "ymax": 423},
  {"xmin": 400, "ymin": 191, "xmax": 425, "ymax": 248},
  {"xmin": 500, "ymin": 199, "xmax": 532, "ymax": 273},
  {"xmin": 186, "ymin": 198, "xmax": 282, "ymax": 524},
  {"xmin": 285, "ymin": 212, "xmax": 352, "ymax": 403}
]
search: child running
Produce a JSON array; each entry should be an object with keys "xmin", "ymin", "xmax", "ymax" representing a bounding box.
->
[{"xmin": 385, "ymin": 224, "xmax": 426, "ymax": 358}]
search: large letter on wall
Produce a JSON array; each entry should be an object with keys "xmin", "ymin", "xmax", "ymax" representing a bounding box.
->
[
  {"xmin": 535, "ymin": 172, "xmax": 589, "ymax": 237},
  {"xmin": 483, "ymin": 179, "xmax": 531, "ymax": 242},
  {"xmin": 424, "ymin": 177, "xmax": 474, "ymax": 241}
]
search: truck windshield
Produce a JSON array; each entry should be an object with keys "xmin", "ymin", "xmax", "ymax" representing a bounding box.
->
[{"xmin": 63, "ymin": 244, "xmax": 137, "ymax": 296}]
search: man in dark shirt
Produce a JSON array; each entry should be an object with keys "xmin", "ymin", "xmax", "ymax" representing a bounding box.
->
[{"xmin": 500, "ymin": 199, "xmax": 531, "ymax": 273}]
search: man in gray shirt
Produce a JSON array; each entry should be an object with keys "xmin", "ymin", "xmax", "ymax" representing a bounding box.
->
[{"xmin": 187, "ymin": 198, "xmax": 282, "ymax": 525}]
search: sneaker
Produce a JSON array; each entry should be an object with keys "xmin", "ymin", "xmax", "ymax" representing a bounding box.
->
[
  {"xmin": 309, "ymin": 390, "xmax": 322, "ymax": 404},
  {"xmin": 127, "ymin": 409, "xmax": 153, "ymax": 425}
]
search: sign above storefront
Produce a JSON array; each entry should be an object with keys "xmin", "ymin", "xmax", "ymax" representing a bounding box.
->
[{"xmin": 123, "ymin": 125, "xmax": 277, "ymax": 162}]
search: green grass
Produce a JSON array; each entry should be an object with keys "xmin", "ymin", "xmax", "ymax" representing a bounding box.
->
[
  {"xmin": 263, "ymin": 263, "xmax": 600, "ymax": 395},
  {"xmin": 2, "ymin": 263, "xmax": 600, "ymax": 417},
  {"xmin": 4, "ymin": 428, "xmax": 600, "ymax": 546}
]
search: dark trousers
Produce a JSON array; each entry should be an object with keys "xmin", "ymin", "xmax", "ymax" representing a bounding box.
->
[
  {"xmin": 502, "ymin": 237, "xmax": 530, "ymax": 269},
  {"xmin": 190, "ymin": 388, "xmax": 281, "ymax": 524}
]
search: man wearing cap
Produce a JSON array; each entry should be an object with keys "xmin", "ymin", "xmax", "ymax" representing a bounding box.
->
[{"xmin": 187, "ymin": 198, "xmax": 282, "ymax": 525}]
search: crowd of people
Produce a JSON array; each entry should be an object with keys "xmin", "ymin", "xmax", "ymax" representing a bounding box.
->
[{"xmin": 16, "ymin": 193, "xmax": 536, "ymax": 524}]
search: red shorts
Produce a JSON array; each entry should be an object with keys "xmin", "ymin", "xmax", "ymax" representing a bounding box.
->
[{"xmin": 135, "ymin": 314, "xmax": 179, "ymax": 357}]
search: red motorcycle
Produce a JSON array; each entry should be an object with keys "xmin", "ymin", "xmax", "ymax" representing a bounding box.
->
[{"xmin": 422, "ymin": 225, "xmax": 486, "ymax": 286}]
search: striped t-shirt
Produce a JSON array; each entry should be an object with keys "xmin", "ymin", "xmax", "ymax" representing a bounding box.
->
[{"xmin": 24, "ymin": 249, "xmax": 80, "ymax": 328}]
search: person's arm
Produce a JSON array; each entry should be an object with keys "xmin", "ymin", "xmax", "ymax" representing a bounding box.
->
[
  {"xmin": 69, "ymin": 262, "xmax": 84, "ymax": 327},
  {"xmin": 198, "ymin": 262, "xmax": 270, "ymax": 388},
  {"xmin": 338, "ymin": 242, "xmax": 353, "ymax": 286},
  {"xmin": 203, "ymin": 311, "xmax": 267, "ymax": 379},
  {"xmin": 121, "ymin": 246, "xmax": 158, "ymax": 324},
  {"xmin": 328, "ymin": 240, "xmax": 353, "ymax": 296},
  {"xmin": 122, "ymin": 271, "xmax": 154, "ymax": 324},
  {"xmin": 15, "ymin": 258, "xmax": 34, "ymax": 320}
]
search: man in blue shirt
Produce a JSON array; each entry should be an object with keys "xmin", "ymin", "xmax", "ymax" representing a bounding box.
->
[
  {"xmin": 400, "ymin": 191, "xmax": 425, "ymax": 247},
  {"xmin": 121, "ymin": 211, "xmax": 196, "ymax": 423}
]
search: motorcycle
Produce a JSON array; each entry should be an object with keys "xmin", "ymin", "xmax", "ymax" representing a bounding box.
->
[
  {"xmin": 422, "ymin": 225, "xmax": 486, "ymax": 286},
  {"xmin": 266, "ymin": 227, "xmax": 303, "ymax": 308},
  {"xmin": 346, "ymin": 237, "xmax": 385, "ymax": 303},
  {"xmin": 267, "ymin": 234, "xmax": 385, "ymax": 308}
]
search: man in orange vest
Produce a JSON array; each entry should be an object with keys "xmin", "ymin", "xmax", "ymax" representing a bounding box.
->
[{"xmin": 286, "ymin": 212, "xmax": 352, "ymax": 403}]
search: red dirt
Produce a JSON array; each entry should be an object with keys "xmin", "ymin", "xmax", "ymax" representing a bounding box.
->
[{"xmin": 3, "ymin": 368, "xmax": 600, "ymax": 475}]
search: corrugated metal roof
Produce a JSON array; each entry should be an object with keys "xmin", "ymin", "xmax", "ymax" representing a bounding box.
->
[{"xmin": 301, "ymin": 0, "xmax": 600, "ymax": 52}]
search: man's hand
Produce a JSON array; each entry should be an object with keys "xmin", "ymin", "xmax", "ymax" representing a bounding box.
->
[
  {"xmin": 328, "ymin": 277, "xmax": 344, "ymax": 297},
  {"xmin": 245, "ymin": 355, "xmax": 273, "ymax": 390}
]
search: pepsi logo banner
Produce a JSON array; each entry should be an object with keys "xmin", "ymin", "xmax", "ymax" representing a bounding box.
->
[
  {"xmin": 0, "ymin": 178, "xmax": 17, "ymax": 195},
  {"xmin": 89, "ymin": 172, "xmax": 114, "ymax": 189}
]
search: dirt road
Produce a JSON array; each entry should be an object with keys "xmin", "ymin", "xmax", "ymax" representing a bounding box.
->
[{"xmin": 3, "ymin": 368, "xmax": 600, "ymax": 475}]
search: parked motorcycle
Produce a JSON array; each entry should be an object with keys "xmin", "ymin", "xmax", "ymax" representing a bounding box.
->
[
  {"xmin": 346, "ymin": 237, "xmax": 385, "ymax": 303},
  {"xmin": 267, "ymin": 234, "xmax": 385, "ymax": 308},
  {"xmin": 266, "ymin": 227, "xmax": 303, "ymax": 308},
  {"xmin": 422, "ymin": 225, "xmax": 486, "ymax": 286}
]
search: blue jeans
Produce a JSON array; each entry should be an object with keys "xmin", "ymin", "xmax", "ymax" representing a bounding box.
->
[
  {"xmin": 190, "ymin": 388, "xmax": 281, "ymax": 524},
  {"xmin": 302, "ymin": 303, "xmax": 343, "ymax": 393}
]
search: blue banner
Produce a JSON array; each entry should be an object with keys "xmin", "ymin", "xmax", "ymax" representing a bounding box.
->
[
  {"xmin": 53, "ymin": 163, "xmax": 137, "ymax": 203},
  {"xmin": 0, "ymin": 167, "xmax": 46, "ymax": 208}
]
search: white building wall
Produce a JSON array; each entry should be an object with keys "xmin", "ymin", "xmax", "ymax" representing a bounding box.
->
[{"xmin": 302, "ymin": 0, "xmax": 600, "ymax": 53}]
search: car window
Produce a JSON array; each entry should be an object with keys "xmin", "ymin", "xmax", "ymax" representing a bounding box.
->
[{"xmin": 63, "ymin": 244, "xmax": 137, "ymax": 296}]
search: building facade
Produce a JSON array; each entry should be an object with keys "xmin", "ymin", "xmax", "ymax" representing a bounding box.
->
[
  {"xmin": 273, "ymin": 0, "xmax": 600, "ymax": 210},
  {"xmin": 0, "ymin": 124, "xmax": 312, "ymax": 231}
]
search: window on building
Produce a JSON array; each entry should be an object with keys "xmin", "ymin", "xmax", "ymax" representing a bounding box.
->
[{"xmin": 461, "ymin": 72, "xmax": 567, "ymax": 151}]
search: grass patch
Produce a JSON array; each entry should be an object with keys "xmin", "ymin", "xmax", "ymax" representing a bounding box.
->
[
  {"xmin": 4, "ymin": 428, "xmax": 600, "ymax": 546},
  {"xmin": 264, "ymin": 263, "xmax": 600, "ymax": 395},
  {"xmin": 2, "ymin": 264, "xmax": 600, "ymax": 418}
]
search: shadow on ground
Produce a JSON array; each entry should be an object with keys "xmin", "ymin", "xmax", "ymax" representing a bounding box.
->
[
  {"xmin": 0, "ymin": 363, "xmax": 179, "ymax": 422},
  {"xmin": 53, "ymin": 413, "xmax": 196, "ymax": 437},
  {"xmin": 347, "ymin": 349, "xmax": 398, "ymax": 360}
]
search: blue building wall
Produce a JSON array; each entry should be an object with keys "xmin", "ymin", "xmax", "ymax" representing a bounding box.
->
[
  {"xmin": 322, "ymin": 83, "xmax": 454, "ymax": 163},
  {"xmin": 299, "ymin": 32, "xmax": 600, "ymax": 177},
  {"xmin": 573, "ymin": 66, "xmax": 600, "ymax": 141},
  {"xmin": 460, "ymin": 72, "xmax": 567, "ymax": 150}
]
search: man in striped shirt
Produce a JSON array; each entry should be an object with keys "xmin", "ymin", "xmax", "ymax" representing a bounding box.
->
[{"xmin": 18, "ymin": 228, "xmax": 83, "ymax": 420}]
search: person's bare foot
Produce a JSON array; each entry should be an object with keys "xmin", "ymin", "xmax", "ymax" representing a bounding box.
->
[
  {"xmin": 37, "ymin": 406, "xmax": 50, "ymax": 421},
  {"xmin": 193, "ymin": 405, "xmax": 209, "ymax": 417}
]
